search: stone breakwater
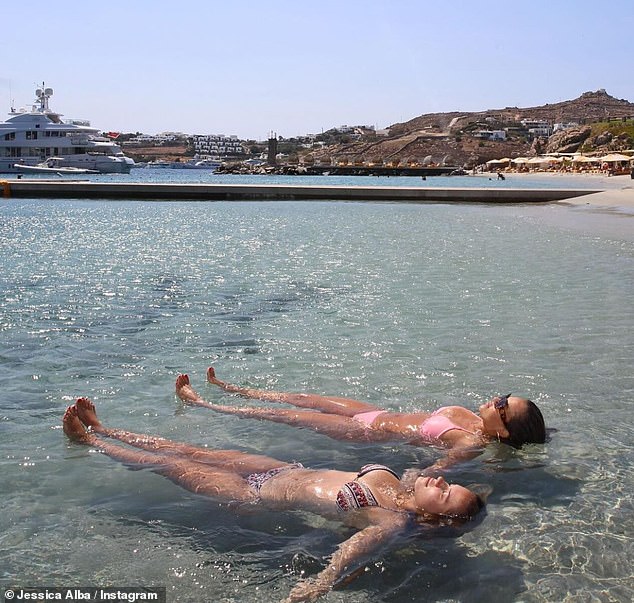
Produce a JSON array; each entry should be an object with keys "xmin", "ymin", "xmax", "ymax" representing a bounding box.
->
[{"xmin": 216, "ymin": 163, "xmax": 458, "ymax": 177}]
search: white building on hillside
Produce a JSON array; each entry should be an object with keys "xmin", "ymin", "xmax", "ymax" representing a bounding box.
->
[
  {"xmin": 472, "ymin": 129, "xmax": 507, "ymax": 141},
  {"xmin": 553, "ymin": 122, "xmax": 580, "ymax": 133},
  {"xmin": 521, "ymin": 119, "xmax": 552, "ymax": 137},
  {"xmin": 126, "ymin": 132, "xmax": 185, "ymax": 145},
  {"xmin": 192, "ymin": 134, "xmax": 245, "ymax": 157}
]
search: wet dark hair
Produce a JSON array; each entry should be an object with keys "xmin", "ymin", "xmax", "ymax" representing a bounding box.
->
[
  {"xmin": 453, "ymin": 491, "xmax": 486, "ymax": 522},
  {"xmin": 503, "ymin": 399, "xmax": 546, "ymax": 447}
]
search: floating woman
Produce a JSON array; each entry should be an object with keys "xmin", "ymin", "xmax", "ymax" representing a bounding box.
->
[
  {"xmin": 175, "ymin": 367, "xmax": 546, "ymax": 472},
  {"xmin": 63, "ymin": 397, "xmax": 486, "ymax": 602}
]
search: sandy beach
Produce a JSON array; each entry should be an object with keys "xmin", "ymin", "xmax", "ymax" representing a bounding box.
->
[
  {"xmin": 564, "ymin": 184, "xmax": 634, "ymax": 210},
  {"xmin": 493, "ymin": 171, "xmax": 634, "ymax": 209},
  {"xmin": 476, "ymin": 171, "xmax": 634, "ymax": 241}
]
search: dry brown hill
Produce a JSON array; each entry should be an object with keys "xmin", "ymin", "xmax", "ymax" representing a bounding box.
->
[
  {"xmin": 390, "ymin": 89, "xmax": 634, "ymax": 135},
  {"xmin": 311, "ymin": 89, "xmax": 634, "ymax": 168}
]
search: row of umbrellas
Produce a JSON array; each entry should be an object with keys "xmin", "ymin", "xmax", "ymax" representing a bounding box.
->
[{"xmin": 487, "ymin": 153, "xmax": 633, "ymax": 166}]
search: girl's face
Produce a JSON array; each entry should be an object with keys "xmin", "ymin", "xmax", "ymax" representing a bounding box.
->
[{"xmin": 413, "ymin": 476, "xmax": 477, "ymax": 517}]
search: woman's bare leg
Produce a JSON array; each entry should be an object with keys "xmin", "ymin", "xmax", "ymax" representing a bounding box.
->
[
  {"xmin": 176, "ymin": 375, "xmax": 386, "ymax": 442},
  {"xmin": 205, "ymin": 367, "xmax": 378, "ymax": 416},
  {"xmin": 64, "ymin": 404, "xmax": 259, "ymax": 502},
  {"xmin": 74, "ymin": 397, "xmax": 287, "ymax": 475}
]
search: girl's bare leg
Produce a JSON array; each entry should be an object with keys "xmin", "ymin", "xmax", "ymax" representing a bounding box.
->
[
  {"xmin": 205, "ymin": 367, "xmax": 378, "ymax": 416},
  {"xmin": 176, "ymin": 376, "xmax": 386, "ymax": 442},
  {"xmin": 63, "ymin": 404, "xmax": 259, "ymax": 502},
  {"xmin": 74, "ymin": 397, "xmax": 287, "ymax": 475}
]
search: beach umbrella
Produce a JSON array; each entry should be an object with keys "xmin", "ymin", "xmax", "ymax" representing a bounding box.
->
[
  {"xmin": 599, "ymin": 153, "xmax": 631, "ymax": 162},
  {"xmin": 571, "ymin": 155, "xmax": 598, "ymax": 163},
  {"xmin": 528, "ymin": 157, "xmax": 550, "ymax": 165},
  {"xmin": 511, "ymin": 157, "xmax": 530, "ymax": 164}
]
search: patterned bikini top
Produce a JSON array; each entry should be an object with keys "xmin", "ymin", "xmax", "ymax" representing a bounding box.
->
[{"xmin": 335, "ymin": 464, "xmax": 400, "ymax": 512}]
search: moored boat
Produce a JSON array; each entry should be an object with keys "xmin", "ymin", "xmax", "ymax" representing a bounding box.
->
[
  {"xmin": 14, "ymin": 157, "xmax": 98, "ymax": 174},
  {"xmin": 0, "ymin": 83, "xmax": 135, "ymax": 174}
]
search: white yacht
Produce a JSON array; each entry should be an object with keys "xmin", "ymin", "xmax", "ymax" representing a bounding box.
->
[{"xmin": 0, "ymin": 83, "xmax": 135, "ymax": 174}]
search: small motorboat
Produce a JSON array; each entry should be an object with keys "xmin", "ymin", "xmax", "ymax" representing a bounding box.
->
[{"xmin": 14, "ymin": 157, "xmax": 99, "ymax": 174}]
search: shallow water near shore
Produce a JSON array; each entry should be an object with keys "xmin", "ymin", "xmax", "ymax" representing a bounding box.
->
[{"xmin": 1, "ymin": 184, "xmax": 633, "ymax": 601}]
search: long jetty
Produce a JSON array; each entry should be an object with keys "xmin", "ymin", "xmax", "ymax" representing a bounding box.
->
[{"xmin": 0, "ymin": 180, "xmax": 599, "ymax": 203}]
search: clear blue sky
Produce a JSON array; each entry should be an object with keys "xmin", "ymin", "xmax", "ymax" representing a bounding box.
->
[{"xmin": 2, "ymin": 0, "xmax": 633, "ymax": 140}]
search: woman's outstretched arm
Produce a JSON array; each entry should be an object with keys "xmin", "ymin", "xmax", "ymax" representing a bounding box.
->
[{"xmin": 206, "ymin": 366, "xmax": 378, "ymax": 417}]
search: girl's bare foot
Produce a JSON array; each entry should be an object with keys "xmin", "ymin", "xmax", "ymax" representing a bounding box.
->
[
  {"xmin": 75, "ymin": 397, "xmax": 102, "ymax": 430},
  {"xmin": 63, "ymin": 406, "xmax": 91, "ymax": 442},
  {"xmin": 175, "ymin": 373, "xmax": 203, "ymax": 403}
]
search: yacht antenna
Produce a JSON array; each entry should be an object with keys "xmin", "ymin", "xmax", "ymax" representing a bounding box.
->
[
  {"xmin": 8, "ymin": 81, "xmax": 15, "ymax": 112},
  {"xmin": 35, "ymin": 82, "xmax": 53, "ymax": 112}
]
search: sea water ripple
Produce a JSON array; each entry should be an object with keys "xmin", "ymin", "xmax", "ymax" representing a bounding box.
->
[{"xmin": 0, "ymin": 187, "xmax": 632, "ymax": 602}]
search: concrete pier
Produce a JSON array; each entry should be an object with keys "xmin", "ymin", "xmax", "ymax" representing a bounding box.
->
[{"xmin": 0, "ymin": 180, "xmax": 600, "ymax": 203}]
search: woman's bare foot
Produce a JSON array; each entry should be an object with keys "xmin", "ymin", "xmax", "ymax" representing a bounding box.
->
[
  {"xmin": 206, "ymin": 366, "xmax": 222, "ymax": 386},
  {"xmin": 75, "ymin": 397, "xmax": 103, "ymax": 431},
  {"xmin": 175, "ymin": 373, "xmax": 203, "ymax": 403},
  {"xmin": 63, "ymin": 405, "xmax": 92, "ymax": 442}
]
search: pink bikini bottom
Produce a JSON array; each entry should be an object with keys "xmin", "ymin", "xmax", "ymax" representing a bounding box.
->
[{"xmin": 352, "ymin": 410, "xmax": 386, "ymax": 427}]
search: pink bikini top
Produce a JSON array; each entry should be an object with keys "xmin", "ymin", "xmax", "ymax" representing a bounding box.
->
[
  {"xmin": 353, "ymin": 406, "xmax": 478, "ymax": 441},
  {"xmin": 419, "ymin": 406, "xmax": 477, "ymax": 440}
]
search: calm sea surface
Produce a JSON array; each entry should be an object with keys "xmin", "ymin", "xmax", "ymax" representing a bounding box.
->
[{"xmin": 1, "ymin": 171, "xmax": 633, "ymax": 602}]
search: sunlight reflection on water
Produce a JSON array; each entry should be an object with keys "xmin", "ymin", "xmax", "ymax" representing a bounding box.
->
[{"xmin": 0, "ymin": 195, "xmax": 632, "ymax": 601}]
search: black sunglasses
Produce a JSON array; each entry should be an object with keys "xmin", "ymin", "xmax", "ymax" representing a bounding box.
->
[{"xmin": 494, "ymin": 394, "xmax": 511, "ymax": 422}]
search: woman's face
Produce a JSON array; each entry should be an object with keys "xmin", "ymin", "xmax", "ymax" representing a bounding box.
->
[
  {"xmin": 413, "ymin": 476, "xmax": 476, "ymax": 517},
  {"xmin": 479, "ymin": 395, "xmax": 529, "ymax": 438}
]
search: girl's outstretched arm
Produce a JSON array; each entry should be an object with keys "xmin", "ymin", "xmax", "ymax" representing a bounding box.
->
[{"xmin": 282, "ymin": 511, "xmax": 408, "ymax": 603}]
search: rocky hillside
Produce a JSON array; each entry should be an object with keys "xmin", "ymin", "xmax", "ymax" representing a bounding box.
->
[{"xmin": 309, "ymin": 90, "xmax": 634, "ymax": 168}]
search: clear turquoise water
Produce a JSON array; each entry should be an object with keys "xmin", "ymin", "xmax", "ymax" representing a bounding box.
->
[{"xmin": 1, "ymin": 177, "xmax": 633, "ymax": 602}]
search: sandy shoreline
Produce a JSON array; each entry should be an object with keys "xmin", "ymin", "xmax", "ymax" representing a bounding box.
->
[
  {"xmin": 564, "ymin": 186, "xmax": 634, "ymax": 209},
  {"xmin": 478, "ymin": 171, "xmax": 634, "ymax": 241},
  {"xmin": 483, "ymin": 171, "xmax": 634, "ymax": 209}
]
